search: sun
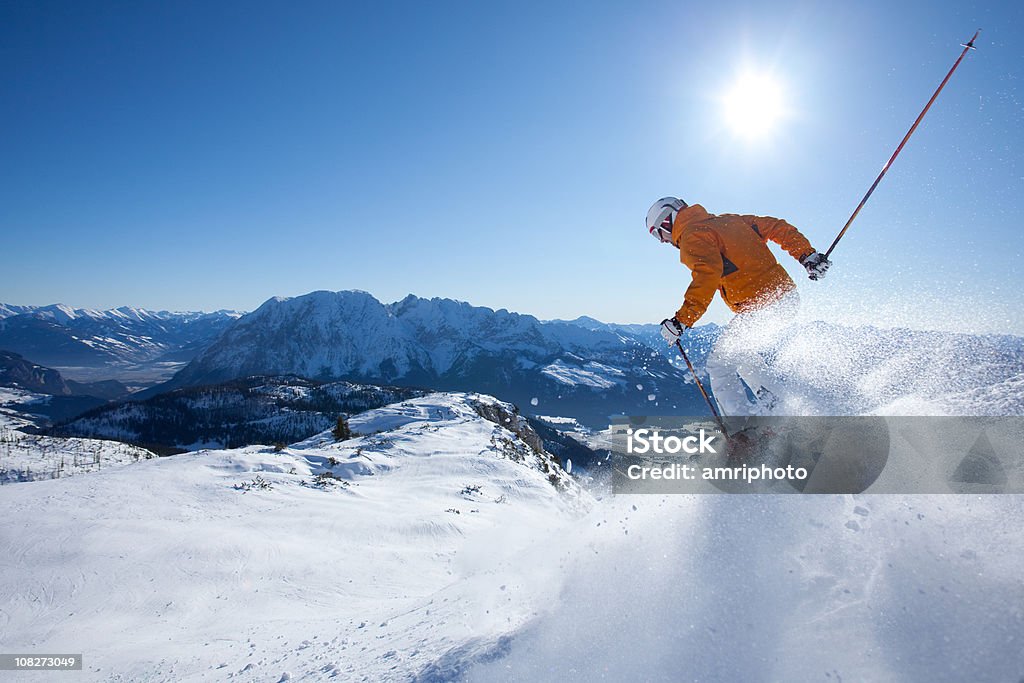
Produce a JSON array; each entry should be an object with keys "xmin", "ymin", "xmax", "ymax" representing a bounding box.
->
[{"xmin": 721, "ymin": 71, "xmax": 786, "ymax": 139}]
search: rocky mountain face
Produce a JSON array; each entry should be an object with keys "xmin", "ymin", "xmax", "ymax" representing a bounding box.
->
[{"xmin": 161, "ymin": 290, "xmax": 711, "ymax": 425}]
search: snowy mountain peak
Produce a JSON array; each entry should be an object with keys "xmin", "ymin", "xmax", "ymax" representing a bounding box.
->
[
  {"xmin": 0, "ymin": 302, "xmax": 247, "ymax": 323},
  {"xmin": 38, "ymin": 303, "xmax": 81, "ymax": 323},
  {"xmin": 165, "ymin": 290, "xmax": 708, "ymax": 425}
]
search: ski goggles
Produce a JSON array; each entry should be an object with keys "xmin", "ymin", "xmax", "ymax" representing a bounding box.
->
[{"xmin": 648, "ymin": 208, "xmax": 676, "ymax": 244}]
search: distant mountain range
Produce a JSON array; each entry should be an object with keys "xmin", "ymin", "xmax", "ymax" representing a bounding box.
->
[
  {"xmin": 1, "ymin": 293, "xmax": 720, "ymax": 426},
  {"xmin": 0, "ymin": 304, "xmax": 241, "ymax": 382}
]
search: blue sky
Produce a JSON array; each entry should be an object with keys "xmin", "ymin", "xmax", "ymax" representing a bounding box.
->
[{"xmin": 2, "ymin": 1, "xmax": 1022, "ymax": 333}]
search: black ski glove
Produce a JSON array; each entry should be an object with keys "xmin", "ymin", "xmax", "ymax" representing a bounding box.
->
[{"xmin": 800, "ymin": 251, "xmax": 831, "ymax": 280}]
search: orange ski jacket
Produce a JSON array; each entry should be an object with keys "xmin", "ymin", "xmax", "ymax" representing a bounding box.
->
[{"xmin": 670, "ymin": 204, "xmax": 814, "ymax": 327}]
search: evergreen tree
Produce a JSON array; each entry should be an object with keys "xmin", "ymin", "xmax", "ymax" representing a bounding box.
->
[{"xmin": 332, "ymin": 415, "xmax": 352, "ymax": 442}]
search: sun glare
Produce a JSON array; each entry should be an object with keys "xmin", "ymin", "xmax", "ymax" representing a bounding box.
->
[{"xmin": 721, "ymin": 72, "xmax": 786, "ymax": 139}]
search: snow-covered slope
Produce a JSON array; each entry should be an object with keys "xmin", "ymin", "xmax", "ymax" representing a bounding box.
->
[
  {"xmin": 163, "ymin": 291, "xmax": 710, "ymax": 425},
  {"xmin": 0, "ymin": 392, "xmax": 588, "ymax": 681},
  {"xmin": 2, "ymin": 389, "xmax": 1023, "ymax": 681},
  {"xmin": 0, "ymin": 388, "xmax": 155, "ymax": 483}
]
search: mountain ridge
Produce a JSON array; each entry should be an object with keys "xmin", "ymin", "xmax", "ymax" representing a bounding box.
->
[{"xmin": 159, "ymin": 290, "xmax": 710, "ymax": 425}]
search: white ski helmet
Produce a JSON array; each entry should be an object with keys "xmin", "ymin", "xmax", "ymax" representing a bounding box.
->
[{"xmin": 646, "ymin": 196, "xmax": 687, "ymax": 244}]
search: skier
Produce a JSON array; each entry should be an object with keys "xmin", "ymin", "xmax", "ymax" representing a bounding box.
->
[{"xmin": 647, "ymin": 196, "xmax": 831, "ymax": 415}]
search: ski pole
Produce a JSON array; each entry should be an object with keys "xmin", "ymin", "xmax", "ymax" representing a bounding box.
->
[
  {"xmin": 674, "ymin": 339, "xmax": 728, "ymax": 434},
  {"xmin": 824, "ymin": 29, "xmax": 980, "ymax": 259}
]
